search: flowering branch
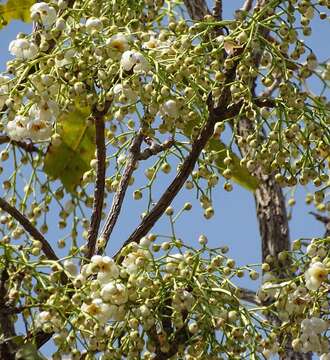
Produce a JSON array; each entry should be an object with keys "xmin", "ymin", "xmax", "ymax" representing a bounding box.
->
[
  {"xmin": 0, "ymin": 197, "xmax": 58, "ymax": 261},
  {"xmin": 114, "ymin": 61, "xmax": 240, "ymax": 260}
]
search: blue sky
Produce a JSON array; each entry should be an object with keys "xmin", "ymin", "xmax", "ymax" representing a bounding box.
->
[{"xmin": 0, "ymin": 1, "xmax": 328, "ymax": 357}]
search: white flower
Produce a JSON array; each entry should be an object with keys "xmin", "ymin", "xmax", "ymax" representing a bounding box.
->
[
  {"xmin": 106, "ymin": 33, "xmax": 129, "ymax": 58},
  {"xmin": 81, "ymin": 298, "xmax": 116, "ymax": 323},
  {"xmin": 306, "ymin": 244, "xmax": 317, "ymax": 257},
  {"xmin": 30, "ymin": 2, "xmax": 57, "ymax": 26},
  {"xmin": 143, "ymin": 36, "xmax": 159, "ymax": 49},
  {"xmin": 9, "ymin": 39, "xmax": 38, "ymax": 60},
  {"xmin": 300, "ymin": 316, "xmax": 328, "ymax": 353},
  {"xmin": 63, "ymin": 259, "xmax": 78, "ymax": 276},
  {"xmin": 309, "ymin": 317, "xmax": 328, "ymax": 333},
  {"xmin": 6, "ymin": 115, "xmax": 29, "ymax": 141},
  {"xmin": 161, "ymin": 100, "xmax": 179, "ymax": 118},
  {"xmin": 29, "ymin": 100, "xmax": 59, "ymax": 123},
  {"xmin": 85, "ymin": 17, "xmax": 103, "ymax": 33},
  {"xmin": 305, "ymin": 261, "xmax": 328, "ymax": 291},
  {"xmin": 101, "ymin": 282, "xmax": 128, "ymax": 305},
  {"xmin": 26, "ymin": 119, "xmax": 52, "ymax": 141},
  {"xmin": 122, "ymin": 253, "xmax": 138, "ymax": 274},
  {"xmin": 121, "ymin": 50, "xmax": 149, "ymax": 72},
  {"xmin": 35, "ymin": 311, "xmax": 52, "ymax": 327},
  {"xmin": 91, "ymin": 255, "xmax": 119, "ymax": 284},
  {"xmin": 113, "ymin": 83, "xmax": 138, "ymax": 104},
  {"xmin": 0, "ymin": 75, "xmax": 12, "ymax": 109}
]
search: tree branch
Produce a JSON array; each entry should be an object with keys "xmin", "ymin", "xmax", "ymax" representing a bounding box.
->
[
  {"xmin": 0, "ymin": 197, "xmax": 58, "ymax": 261},
  {"xmin": 0, "ymin": 135, "xmax": 39, "ymax": 153},
  {"xmin": 137, "ymin": 138, "xmax": 174, "ymax": 161},
  {"xmin": 309, "ymin": 212, "xmax": 330, "ymax": 237},
  {"xmin": 241, "ymin": 0, "xmax": 254, "ymax": 12},
  {"xmin": 85, "ymin": 105, "xmax": 108, "ymax": 259},
  {"xmin": 212, "ymin": 0, "xmax": 222, "ymax": 20},
  {"xmin": 239, "ymin": 287, "xmax": 260, "ymax": 305},
  {"xmin": 114, "ymin": 60, "xmax": 239, "ymax": 261},
  {"xmin": 183, "ymin": 0, "xmax": 210, "ymax": 20},
  {"xmin": 0, "ymin": 267, "xmax": 16, "ymax": 360},
  {"xmin": 97, "ymin": 132, "xmax": 144, "ymax": 254}
]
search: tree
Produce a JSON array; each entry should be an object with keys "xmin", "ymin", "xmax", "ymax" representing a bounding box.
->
[{"xmin": 0, "ymin": 0, "xmax": 329, "ymax": 359}]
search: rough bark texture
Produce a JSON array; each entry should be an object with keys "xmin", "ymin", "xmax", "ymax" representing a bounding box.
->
[
  {"xmin": 0, "ymin": 269, "xmax": 16, "ymax": 360},
  {"xmin": 183, "ymin": 0, "xmax": 210, "ymax": 20}
]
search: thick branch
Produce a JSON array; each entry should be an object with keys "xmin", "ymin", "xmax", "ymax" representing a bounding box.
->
[
  {"xmin": 97, "ymin": 132, "xmax": 144, "ymax": 254},
  {"xmin": 0, "ymin": 197, "xmax": 58, "ymax": 261},
  {"xmin": 241, "ymin": 0, "xmax": 254, "ymax": 12},
  {"xmin": 212, "ymin": 0, "xmax": 222, "ymax": 20},
  {"xmin": 0, "ymin": 268, "xmax": 16, "ymax": 360},
  {"xmin": 183, "ymin": 0, "xmax": 210, "ymax": 20},
  {"xmin": 85, "ymin": 108, "xmax": 107, "ymax": 259}
]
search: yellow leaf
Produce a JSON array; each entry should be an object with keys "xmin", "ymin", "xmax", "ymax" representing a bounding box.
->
[
  {"xmin": 43, "ymin": 105, "xmax": 95, "ymax": 193},
  {"xmin": 183, "ymin": 118, "xmax": 258, "ymax": 192},
  {"xmin": 0, "ymin": 0, "xmax": 34, "ymax": 28}
]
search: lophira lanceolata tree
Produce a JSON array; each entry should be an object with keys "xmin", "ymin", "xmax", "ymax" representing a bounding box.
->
[{"xmin": 0, "ymin": 0, "xmax": 329, "ymax": 359}]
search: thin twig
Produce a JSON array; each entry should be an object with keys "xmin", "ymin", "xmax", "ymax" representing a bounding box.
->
[
  {"xmin": 0, "ymin": 135, "xmax": 39, "ymax": 153},
  {"xmin": 309, "ymin": 212, "xmax": 330, "ymax": 237},
  {"xmin": 239, "ymin": 287, "xmax": 260, "ymax": 305},
  {"xmin": 253, "ymin": 97, "xmax": 276, "ymax": 108},
  {"xmin": 137, "ymin": 138, "xmax": 174, "ymax": 160},
  {"xmin": 0, "ymin": 197, "xmax": 58, "ymax": 261},
  {"xmin": 85, "ymin": 105, "xmax": 108, "ymax": 259},
  {"xmin": 97, "ymin": 132, "xmax": 144, "ymax": 254}
]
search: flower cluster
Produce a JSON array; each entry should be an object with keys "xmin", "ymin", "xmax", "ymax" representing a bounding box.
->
[
  {"xmin": 299, "ymin": 317, "xmax": 329, "ymax": 354},
  {"xmin": 6, "ymin": 99, "xmax": 58, "ymax": 142}
]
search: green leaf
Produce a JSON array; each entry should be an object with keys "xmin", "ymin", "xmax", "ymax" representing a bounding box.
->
[
  {"xmin": 0, "ymin": 0, "xmax": 34, "ymax": 29},
  {"xmin": 183, "ymin": 118, "xmax": 258, "ymax": 192},
  {"xmin": 207, "ymin": 138, "xmax": 259, "ymax": 191},
  {"xmin": 43, "ymin": 105, "xmax": 95, "ymax": 193}
]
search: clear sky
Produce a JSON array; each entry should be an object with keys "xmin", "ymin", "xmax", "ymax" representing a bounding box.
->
[{"xmin": 0, "ymin": 1, "xmax": 328, "ymax": 357}]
